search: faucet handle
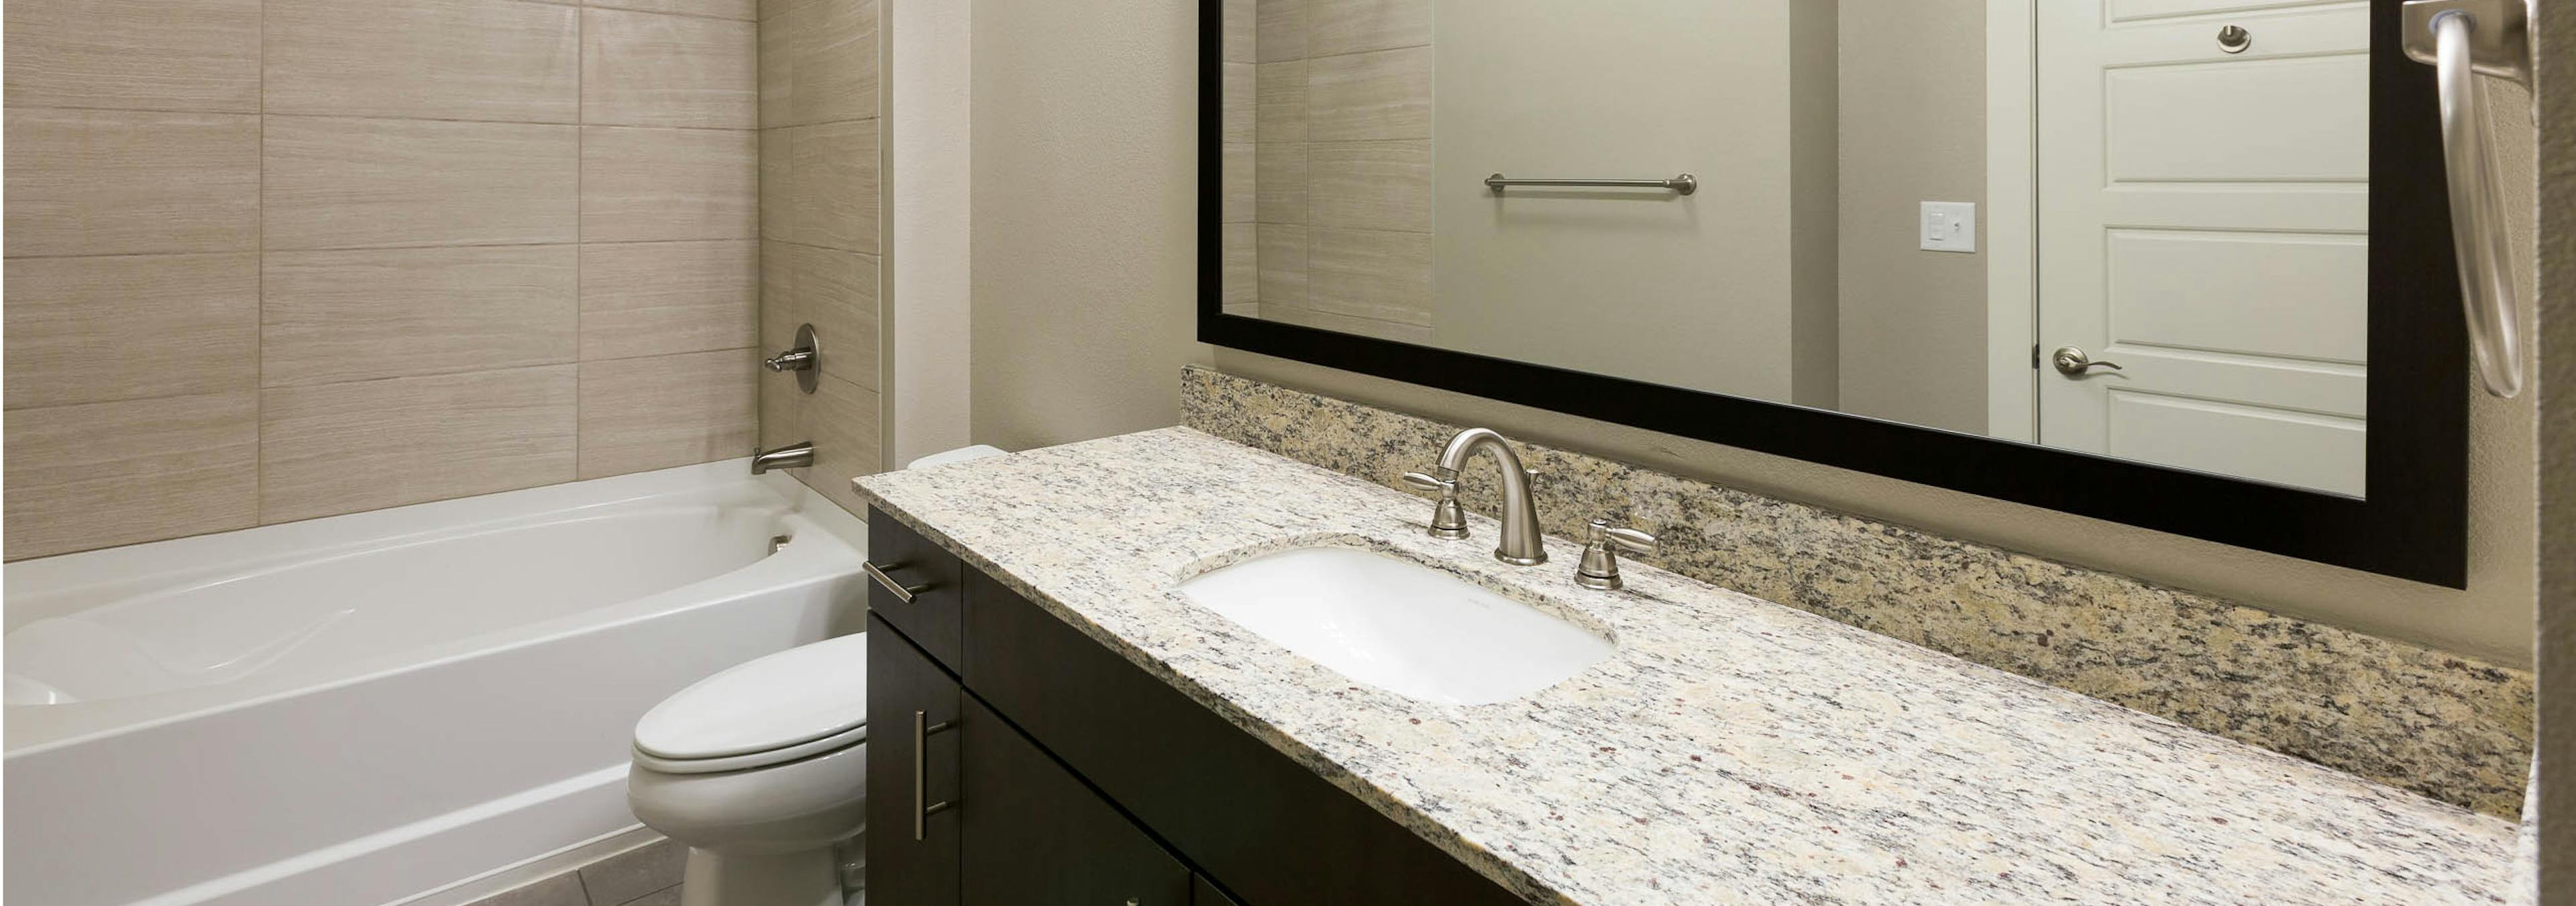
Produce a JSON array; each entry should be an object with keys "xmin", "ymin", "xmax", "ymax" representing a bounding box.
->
[
  {"xmin": 1401, "ymin": 470, "xmax": 1470, "ymax": 540},
  {"xmin": 1575, "ymin": 518, "xmax": 1658, "ymax": 591}
]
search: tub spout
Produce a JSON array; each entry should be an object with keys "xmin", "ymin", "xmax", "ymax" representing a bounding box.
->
[{"xmin": 751, "ymin": 442, "xmax": 814, "ymax": 474}]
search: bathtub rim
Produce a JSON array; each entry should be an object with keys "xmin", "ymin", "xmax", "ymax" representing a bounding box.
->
[{"xmin": 4, "ymin": 461, "xmax": 869, "ymax": 757}]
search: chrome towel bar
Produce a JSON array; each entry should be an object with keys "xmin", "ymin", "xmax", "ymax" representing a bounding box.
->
[
  {"xmin": 2402, "ymin": 0, "xmax": 2530, "ymax": 398},
  {"xmin": 1485, "ymin": 172, "xmax": 1696, "ymax": 195}
]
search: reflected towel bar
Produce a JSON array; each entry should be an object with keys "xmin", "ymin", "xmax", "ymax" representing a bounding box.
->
[
  {"xmin": 2402, "ymin": 0, "xmax": 2530, "ymax": 398},
  {"xmin": 1485, "ymin": 173, "xmax": 1696, "ymax": 195}
]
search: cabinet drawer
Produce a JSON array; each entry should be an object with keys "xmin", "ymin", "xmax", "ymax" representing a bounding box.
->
[
  {"xmin": 867, "ymin": 618, "xmax": 962, "ymax": 906},
  {"xmin": 867, "ymin": 509, "xmax": 965, "ymax": 672},
  {"xmin": 959, "ymin": 696, "xmax": 1193, "ymax": 905},
  {"xmin": 960, "ymin": 570, "xmax": 1521, "ymax": 905}
]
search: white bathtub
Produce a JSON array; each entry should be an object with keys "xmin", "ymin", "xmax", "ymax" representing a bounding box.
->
[{"xmin": 3, "ymin": 460, "xmax": 869, "ymax": 906}]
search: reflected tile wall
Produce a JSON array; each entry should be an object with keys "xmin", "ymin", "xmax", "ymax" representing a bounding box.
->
[{"xmin": 1244, "ymin": 0, "xmax": 1435, "ymax": 342}]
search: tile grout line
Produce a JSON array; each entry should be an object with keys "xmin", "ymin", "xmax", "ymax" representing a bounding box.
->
[
  {"xmin": 256, "ymin": 0, "xmax": 268, "ymax": 527},
  {"xmin": 576, "ymin": 0, "xmax": 588, "ymax": 480}
]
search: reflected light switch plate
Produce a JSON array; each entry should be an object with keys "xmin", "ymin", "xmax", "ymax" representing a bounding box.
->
[{"xmin": 1920, "ymin": 201, "xmax": 1976, "ymax": 253}]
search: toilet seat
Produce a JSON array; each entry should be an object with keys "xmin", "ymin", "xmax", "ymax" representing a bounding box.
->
[{"xmin": 633, "ymin": 632, "xmax": 869, "ymax": 774}]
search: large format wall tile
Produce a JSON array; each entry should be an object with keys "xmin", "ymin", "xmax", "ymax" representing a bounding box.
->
[
  {"xmin": 758, "ymin": 119, "xmax": 878, "ymax": 252},
  {"xmin": 5, "ymin": 254, "xmax": 258, "ymax": 409},
  {"xmin": 1224, "ymin": 0, "xmax": 1255, "ymax": 64},
  {"xmin": 802, "ymin": 373, "xmax": 881, "ymax": 513},
  {"xmin": 760, "ymin": 0, "xmax": 879, "ymax": 128},
  {"xmin": 1223, "ymin": 223, "xmax": 1258, "ymax": 308},
  {"xmin": 1305, "ymin": 0, "xmax": 1431, "ymax": 58},
  {"xmin": 4, "ymin": 0, "xmax": 261, "ymax": 112},
  {"xmin": 585, "ymin": 8, "xmax": 758, "ymax": 129},
  {"xmin": 1221, "ymin": 143, "xmax": 1256, "ymax": 225},
  {"xmin": 759, "ymin": 240, "xmax": 877, "ymax": 388},
  {"xmin": 584, "ymin": 126, "xmax": 759, "ymax": 242},
  {"xmin": 1254, "ymin": 62, "xmax": 1307, "ymax": 143},
  {"xmin": 262, "ymin": 246, "xmax": 579, "ymax": 386},
  {"xmin": 590, "ymin": 0, "xmax": 756, "ymax": 19},
  {"xmin": 4, "ymin": 392, "xmax": 260, "ymax": 559},
  {"xmin": 1, "ymin": 0, "xmax": 781, "ymax": 560},
  {"xmin": 1306, "ymin": 140, "xmax": 1431, "ymax": 232},
  {"xmin": 264, "ymin": 117, "xmax": 580, "ymax": 250},
  {"xmin": 1305, "ymin": 228, "xmax": 1432, "ymax": 324},
  {"xmin": 1256, "ymin": 224, "xmax": 1308, "ymax": 307},
  {"xmin": 1305, "ymin": 46, "xmax": 1430, "ymax": 142},
  {"xmin": 577, "ymin": 349, "xmax": 757, "ymax": 479},
  {"xmin": 1256, "ymin": 0, "xmax": 1307, "ymax": 62},
  {"xmin": 1257, "ymin": 301, "xmax": 1430, "ymax": 344},
  {"xmin": 1180, "ymin": 366, "xmax": 2540, "ymax": 817},
  {"xmin": 1254, "ymin": 143, "xmax": 1308, "ymax": 225},
  {"xmin": 580, "ymin": 240, "xmax": 759, "ymax": 360},
  {"xmin": 265, "ymin": 0, "xmax": 578, "ymax": 123},
  {"xmin": 4, "ymin": 109, "xmax": 259, "ymax": 258},
  {"xmin": 261, "ymin": 366, "xmax": 578, "ymax": 523},
  {"xmin": 1222, "ymin": 62, "xmax": 1256, "ymax": 145}
]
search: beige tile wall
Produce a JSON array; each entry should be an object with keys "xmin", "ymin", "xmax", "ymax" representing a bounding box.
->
[
  {"xmin": 3, "ymin": 0, "xmax": 767, "ymax": 560},
  {"xmin": 1238, "ymin": 0, "xmax": 1434, "ymax": 342},
  {"xmin": 757, "ymin": 0, "xmax": 883, "ymax": 515}
]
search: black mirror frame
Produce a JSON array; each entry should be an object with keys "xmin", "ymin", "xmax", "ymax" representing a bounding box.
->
[{"xmin": 1195, "ymin": 0, "xmax": 2469, "ymax": 588}]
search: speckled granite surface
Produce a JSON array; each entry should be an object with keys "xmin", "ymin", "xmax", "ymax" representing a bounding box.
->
[
  {"xmin": 853, "ymin": 429, "xmax": 2517, "ymax": 905},
  {"xmin": 1179, "ymin": 365, "xmax": 2537, "ymax": 818}
]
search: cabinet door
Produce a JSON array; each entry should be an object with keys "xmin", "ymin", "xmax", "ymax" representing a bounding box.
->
[
  {"xmin": 959, "ymin": 696, "xmax": 1193, "ymax": 906},
  {"xmin": 868, "ymin": 508, "xmax": 967, "ymax": 671},
  {"xmin": 868, "ymin": 617, "xmax": 962, "ymax": 906}
]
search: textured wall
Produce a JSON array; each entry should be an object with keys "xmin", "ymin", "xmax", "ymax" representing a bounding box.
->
[
  {"xmin": 4, "ymin": 0, "xmax": 765, "ymax": 559},
  {"xmin": 755, "ymin": 0, "xmax": 885, "ymax": 513},
  {"xmin": 2532, "ymin": 0, "xmax": 2573, "ymax": 897},
  {"xmin": 968, "ymin": 0, "xmax": 1210, "ymax": 452}
]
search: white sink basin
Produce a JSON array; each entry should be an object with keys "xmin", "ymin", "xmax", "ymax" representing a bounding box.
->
[{"xmin": 1178, "ymin": 546, "xmax": 1611, "ymax": 705}]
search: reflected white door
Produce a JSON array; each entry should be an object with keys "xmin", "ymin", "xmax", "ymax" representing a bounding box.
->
[{"xmin": 2035, "ymin": 0, "xmax": 2369, "ymax": 495}]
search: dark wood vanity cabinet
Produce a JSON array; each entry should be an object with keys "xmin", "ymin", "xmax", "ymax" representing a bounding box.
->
[
  {"xmin": 866, "ymin": 617, "xmax": 961, "ymax": 906},
  {"xmin": 865, "ymin": 510, "xmax": 1523, "ymax": 906}
]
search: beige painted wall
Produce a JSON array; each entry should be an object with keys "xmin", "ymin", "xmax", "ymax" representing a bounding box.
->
[
  {"xmin": 1430, "ymin": 0, "xmax": 1815, "ymax": 404},
  {"xmin": 4, "ymin": 0, "xmax": 763, "ymax": 560},
  {"xmin": 967, "ymin": 0, "xmax": 1211, "ymax": 452},
  {"xmin": 2532, "ymin": 0, "xmax": 2571, "ymax": 896},
  {"xmin": 1834, "ymin": 0, "xmax": 1988, "ymax": 434},
  {"xmin": 890, "ymin": 0, "xmax": 977, "ymax": 468},
  {"xmin": 1788, "ymin": 0, "xmax": 1842, "ymax": 411}
]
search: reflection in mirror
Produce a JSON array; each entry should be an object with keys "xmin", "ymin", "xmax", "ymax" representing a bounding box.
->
[{"xmin": 1218, "ymin": 1, "xmax": 2370, "ymax": 496}]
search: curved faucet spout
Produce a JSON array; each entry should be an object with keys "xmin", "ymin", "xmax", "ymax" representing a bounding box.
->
[{"xmin": 1436, "ymin": 428, "xmax": 1547, "ymax": 565}]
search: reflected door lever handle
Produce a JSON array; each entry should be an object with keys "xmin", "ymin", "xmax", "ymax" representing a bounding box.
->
[{"xmin": 2051, "ymin": 346, "xmax": 2124, "ymax": 376}]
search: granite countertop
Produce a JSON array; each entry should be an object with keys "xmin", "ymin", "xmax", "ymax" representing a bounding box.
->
[{"xmin": 853, "ymin": 427, "xmax": 2517, "ymax": 905}]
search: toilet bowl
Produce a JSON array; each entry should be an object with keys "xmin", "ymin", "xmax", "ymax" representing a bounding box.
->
[{"xmin": 628, "ymin": 632, "xmax": 871, "ymax": 906}]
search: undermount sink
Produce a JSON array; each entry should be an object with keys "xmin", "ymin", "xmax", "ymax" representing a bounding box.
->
[{"xmin": 1177, "ymin": 546, "xmax": 1612, "ymax": 705}]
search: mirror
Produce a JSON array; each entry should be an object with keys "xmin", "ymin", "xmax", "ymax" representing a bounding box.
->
[{"xmin": 1215, "ymin": 1, "xmax": 2376, "ymax": 497}]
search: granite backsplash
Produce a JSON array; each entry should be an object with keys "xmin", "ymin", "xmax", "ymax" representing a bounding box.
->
[{"xmin": 1179, "ymin": 365, "xmax": 2534, "ymax": 817}]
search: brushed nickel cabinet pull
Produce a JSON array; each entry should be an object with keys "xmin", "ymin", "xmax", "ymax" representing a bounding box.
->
[
  {"xmin": 866, "ymin": 560, "xmax": 933, "ymax": 603},
  {"xmin": 912, "ymin": 709, "xmax": 955, "ymax": 841}
]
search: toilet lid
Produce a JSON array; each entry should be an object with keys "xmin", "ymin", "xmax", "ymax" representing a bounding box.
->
[{"xmin": 634, "ymin": 632, "xmax": 870, "ymax": 761}]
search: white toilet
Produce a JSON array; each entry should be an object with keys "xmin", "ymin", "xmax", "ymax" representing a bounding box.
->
[
  {"xmin": 627, "ymin": 632, "xmax": 872, "ymax": 906},
  {"xmin": 628, "ymin": 445, "xmax": 1004, "ymax": 905}
]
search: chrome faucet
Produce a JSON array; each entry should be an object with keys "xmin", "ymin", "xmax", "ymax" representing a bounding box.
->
[
  {"xmin": 751, "ymin": 442, "xmax": 814, "ymax": 474},
  {"xmin": 1429, "ymin": 427, "xmax": 1547, "ymax": 566}
]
